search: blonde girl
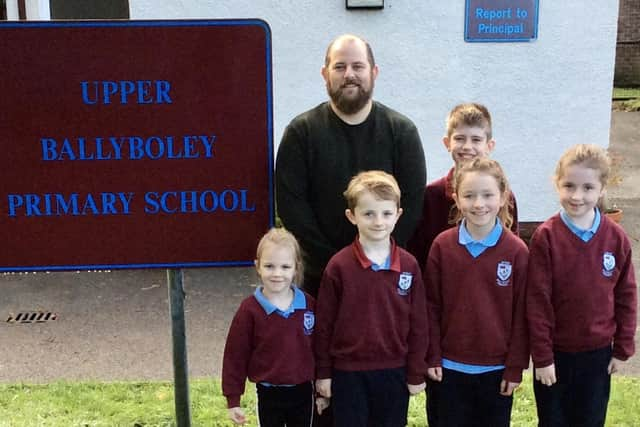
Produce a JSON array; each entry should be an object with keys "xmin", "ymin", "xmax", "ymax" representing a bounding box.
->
[
  {"xmin": 222, "ymin": 228, "xmax": 326, "ymax": 426},
  {"xmin": 527, "ymin": 144, "xmax": 637, "ymax": 427}
]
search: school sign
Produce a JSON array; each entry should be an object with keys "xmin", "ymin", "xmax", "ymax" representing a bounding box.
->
[
  {"xmin": 0, "ymin": 20, "xmax": 273, "ymax": 271},
  {"xmin": 465, "ymin": 0, "xmax": 539, "ymax": 42}
]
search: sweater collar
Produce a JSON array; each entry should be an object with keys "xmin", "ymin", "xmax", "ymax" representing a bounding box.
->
[
  {"xmin": 254, "ymin": 286, "xmax": 306, "ymax": 317},
  {"xmin": 559, "ymin": 208, "xmax": 601, "ymax": 242},
  {"xmin": 326, "ymin": 100, "xmax": 377, "ymax": 126},
  {"xmin": 351, "ymin": 237, "xmax": 402, "ymax": 272}
]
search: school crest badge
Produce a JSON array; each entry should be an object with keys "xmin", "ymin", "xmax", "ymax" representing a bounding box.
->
[
  {"xmin": 303, "ymin": 311, "xmax": 315, "ymax": 335},
  {"xmin": 496, "ymin": 261, "xmax": 512, "ymax": 286},
  {"xmin": 602, "ymin": 252, "xmax": 616, "ymax": 278},
  {"xmin": 397, "ymin": 272, "xmax": 413, "ymax": 296}
]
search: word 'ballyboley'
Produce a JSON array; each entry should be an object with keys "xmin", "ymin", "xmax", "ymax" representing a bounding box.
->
[{"xmin": 40, "ymin": 135, "xmax": 216, "ymax": 161}]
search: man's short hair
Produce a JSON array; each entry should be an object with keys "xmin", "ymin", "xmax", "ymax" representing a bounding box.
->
[{"xmin": 324, "ymin": 34, "xmax": 376, "ymax": 68}]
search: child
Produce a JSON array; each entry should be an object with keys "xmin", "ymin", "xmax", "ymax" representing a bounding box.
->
[
  {"xmin": 314, "ymin": 170, "xmax": 428, "ymax": 427},
  {"xmin": 425, "ymin": 158, "xmax": 529, "ymax": 427},
  {"xmin": 408, "ymin": 102, "xmax": 519, "ymax": 273},
  {"xmin": 527, "ymin": 144, "xmax": 637, "ymax": 427},
  {"xmin": 407, "ymin": 102, "xmax": 520, "ymax": 426},
  {"xmin": 222, "ymin": 228, "xmax": 327, "ymax": 426}
]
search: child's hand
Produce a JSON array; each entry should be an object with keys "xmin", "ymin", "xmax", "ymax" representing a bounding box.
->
[
  {"xmin": 427, "ymin": 367, "xmax": 443, "ymax": 382},
  {"xmin": 228, "ymin": 407, "xmax": 246, "ymax": 424},
  {"xmin": 316, "ymin": 378, "xmax": 332, "ymax": 398},
  {"xmin": 316, "ymin": 396, "xmax": 330, "ymax": 415},
  {"xmin": 500, "ymin": 380, "xmax": 520, "ymax": 396},
  {"xmin": 535, "ymin": 364, "xmax": 557, "ymax": 386},
  {"xmin": 608, "ymin": 357, "xmax": 625, "ymax": 374},
  {"xmin": 407, "ymin": 382, "xmax": 426, "ymax": 395}
]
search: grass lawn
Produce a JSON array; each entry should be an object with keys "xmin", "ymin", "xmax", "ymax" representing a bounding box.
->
[
  {"xmin": 613, "ymin": 87, "xmax": 640, "ymax": 99},
  {"xmin": 0, "ymin": 374, "xmax": 638, "ymax": 426},
  {"xmin": 613, "ymin": 87, "xmax": 640, "ymax": 111}
]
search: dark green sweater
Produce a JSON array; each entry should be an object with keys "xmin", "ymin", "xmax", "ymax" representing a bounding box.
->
[{"xmin": 276, "ymin": 101, "xmax": 426, "ymax": 290}]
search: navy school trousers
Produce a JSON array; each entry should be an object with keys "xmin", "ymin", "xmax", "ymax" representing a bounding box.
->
[
  {"xmin": 256, "ymin": 381, "xmax": 314, "ymax": 427},
  {"xmin": 533, "ymin": 346, "xmax": 612, "ymax": 427}
]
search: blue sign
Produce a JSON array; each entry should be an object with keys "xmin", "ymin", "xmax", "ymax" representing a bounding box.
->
[{"xmin": 465, "ymin": 0, "xmax": 539, "ymax": 42}]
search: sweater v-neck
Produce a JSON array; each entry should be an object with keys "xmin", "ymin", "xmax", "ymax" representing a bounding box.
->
[{"xmin": 556, "ymin": 213, "xmax": 605, "ymax": 246}]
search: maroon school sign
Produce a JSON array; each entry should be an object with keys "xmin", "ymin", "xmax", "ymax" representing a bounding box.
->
[{"xmin": 0, "ymin": 20, "xmax": 273, "ymax": 271}]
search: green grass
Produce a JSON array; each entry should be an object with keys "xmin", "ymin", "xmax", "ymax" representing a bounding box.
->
[
  {"xmin": 0, "ymin": 375, "xmax": 638, "ymax": 426},
  {"xmin": 613, "ymin": 87, "xmax": 640, "ymax": 111},
  {"xmin": 613, "ymin": 87, "xmax": 640, "ymax": 99}
]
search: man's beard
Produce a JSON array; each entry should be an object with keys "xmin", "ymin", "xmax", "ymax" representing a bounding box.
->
[{"xmin": 327, "ymin": 78, "xmax": 374, "ymax": 115}]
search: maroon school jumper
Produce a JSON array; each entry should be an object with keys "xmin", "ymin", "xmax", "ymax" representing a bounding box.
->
[
  {"xmin": 425, "ymin": 226, "xmax": 529, "ymax": 382},
  {"xmin": 222, "ymin": 290, "xmax": 315, "ymax": 408},
  {"xmin": 314, "ymin": 238, "xmax": 428, "ymax": 385},
  {"xmin": 407, "ymin": 167, "xmax": 520, "ymax": 272},
  {"xmin": 527, "ymin": 214, "xmax": 637, "ymax": 368}
]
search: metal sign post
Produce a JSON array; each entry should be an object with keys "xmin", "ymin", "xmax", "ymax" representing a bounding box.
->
[{"xmin": 167, "ymin": 269, "xmax": 191, "ymax": 427}]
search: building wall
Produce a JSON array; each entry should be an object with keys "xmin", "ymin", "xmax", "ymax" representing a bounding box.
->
[
  {"xmin": 125, "ymin": 1, "xmax": 619, "ymax": 220},
  {"xmin": 615, "ymin": 0, "xmax": 640, "ymax": 86},
  {"xmin": 5, "ymin": 0, "xmax": 49, "ymax": 19}
]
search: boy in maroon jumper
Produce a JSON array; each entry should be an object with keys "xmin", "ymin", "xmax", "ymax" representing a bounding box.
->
[
  {"xmin": 527, "ymin": 144, "xmax": 637, "ymax": 427},
  {"xmin": 425, "ymin": 158, "xmax": 529, "ymax": 427},
  {"xmin": 314, "ymin": 170, "xmax": 428, "ymax": 427}
]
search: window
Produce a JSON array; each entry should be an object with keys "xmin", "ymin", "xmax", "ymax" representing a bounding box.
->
[{"xmin": 49, "ymin": 0, "xmax": 129, "ymax": 19}]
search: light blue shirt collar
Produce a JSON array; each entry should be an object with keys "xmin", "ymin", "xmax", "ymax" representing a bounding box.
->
[
  {"xmin": 254, "ymin": 286, "xmax": 306, "ymax": 318},
  {"xmin": 560, "ymin": 208, "xmax": 600, "ymax": 242},
  {"xmin": 370, "ymin": 255, "xmax": 391, "ymax": 271},
  {"xmin": 458, "ymin": 219, "xmax": 503, "ymax": 258}
]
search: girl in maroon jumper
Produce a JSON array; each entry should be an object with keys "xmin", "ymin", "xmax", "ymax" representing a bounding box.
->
[
  {"xmin": 425, "ymin": 158, "xmax": 529, "ymax": 427},
  {"xmin": 222, "ymin": 228, "xmax": 328, "ymax": 426},
  {"xmin": 407, "ymin": 102, "xmax": 521, "ymax": 427},
  {"xmin": 527, "ymin": 144, "xmax": 637, "ymax": 427}
]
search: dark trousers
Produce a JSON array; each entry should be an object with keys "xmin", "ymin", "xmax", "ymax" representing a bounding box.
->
[
  {"xmin": 331, "ymin": 367, "xmax": 409, "ymax": 427},
  {"xmin": 426, "ymin": 378, "xmax": 441, "ymax": 426},
  {"xmin": 437, "ymin": 368, "xmax": 513, "ymax": 427},
  {"xmin": 256, "ymin": 382, "xmax": 314, "ymax": 427},
  {"xmin": 533, "ymin": 346, "xmax": 611, "ymax": 427}
]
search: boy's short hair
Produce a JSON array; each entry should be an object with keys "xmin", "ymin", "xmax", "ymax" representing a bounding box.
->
[
  {"xmin": 446, "ymin": 103, "xmax": 492, "ymax": 140},
  {"xmin": 343, "ymin": 170, "xmax": 401, "ymax": 210},
  {"xmin": 554, "ymin": 144, "xmax": 611, "ymax": 187}
]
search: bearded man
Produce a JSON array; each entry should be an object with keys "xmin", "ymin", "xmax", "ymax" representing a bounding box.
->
[
  {"xmin": 275, "ymin": 33, "xmax": 426, "ymax": 427},
  {"xmin": 276, "ymin": 34, "xmax": 426, "ymax": 300}
]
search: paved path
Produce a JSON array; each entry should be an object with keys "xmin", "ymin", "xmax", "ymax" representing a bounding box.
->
[
  {"xmin": 607, "ymin": 111, "xmax": 640, "ymax": 376},
  {"xmin": 0, "ymin": 112, "xmax": 638, "ymax": 383},
  {"xmin": 0, "ymin": 267, "xmax": 255, "ymax": 382}
]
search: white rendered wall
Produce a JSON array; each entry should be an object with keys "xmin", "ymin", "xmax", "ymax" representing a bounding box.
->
[
  {"xmin": 5, "ymin": 0, "xmax": 51, "ymax": 19},
  {"xmin": 130, "ymin": 0, "xmax": 619, "ymax": 221}
]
